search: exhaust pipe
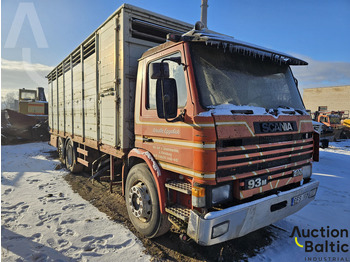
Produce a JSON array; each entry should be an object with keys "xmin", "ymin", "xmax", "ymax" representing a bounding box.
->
[
  {"xmin": 200, "ymin": 0, "xmax": 208, "ymax": 28},
  {"xmin": 37, "ymin": 87, "xmax": 46, "ymax": 102}
]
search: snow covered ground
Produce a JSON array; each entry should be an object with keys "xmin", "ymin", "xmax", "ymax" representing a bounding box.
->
[
  {"xmin": 1, "ymin": 142, "xmax": 150, "ymax": 261},
  {"xmin": 1, "ymin": 141, "xmax": 349, "ymax": 261}
]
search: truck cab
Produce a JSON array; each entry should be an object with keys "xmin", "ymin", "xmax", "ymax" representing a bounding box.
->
[{"xmin": 131, "ymin": 28, "xmax": 319, "ymax": 245}]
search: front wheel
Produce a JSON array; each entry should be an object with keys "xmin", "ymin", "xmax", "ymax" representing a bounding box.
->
[{"xmin": 125, "ymin": 163, "xmax": 170, "ymax": 238}]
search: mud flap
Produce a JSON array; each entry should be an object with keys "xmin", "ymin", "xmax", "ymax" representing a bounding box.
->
[{"xmin": 313, "ymin": 131, "xmax": 320, "ymax": 162}]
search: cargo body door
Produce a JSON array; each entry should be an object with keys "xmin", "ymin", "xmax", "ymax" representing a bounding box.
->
[{"xmin": 98, "ymin": 18, "xmax": 119, "ymax": 148}]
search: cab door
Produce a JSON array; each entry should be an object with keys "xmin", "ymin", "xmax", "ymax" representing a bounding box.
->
[{"xmin": 136, "ymin": 44, "xmax": 194, "ymax": 170}]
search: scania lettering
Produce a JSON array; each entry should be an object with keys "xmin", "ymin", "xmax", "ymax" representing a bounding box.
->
[
  {"xmin": 48, "ymin": 4, "xmax": 319, "ymax": 245},
  {"xmin": 255, "ymin": 121, "xmax": 297, "ymax": 133}
]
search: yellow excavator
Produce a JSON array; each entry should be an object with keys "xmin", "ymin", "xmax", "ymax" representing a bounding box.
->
[{"xmin": 344, "ymin": 119, "xmax": 350, "ymax": 128}]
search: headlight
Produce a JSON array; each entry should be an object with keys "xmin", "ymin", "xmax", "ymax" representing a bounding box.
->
[
  {"xmin": 212, "ymin": 221, "xmax": 230, "ymax": 239},
  {"xmin": 302, "ymin": 165, "xmax": 312, "ymax": 179},
  {"xmin": 211, "ymin": 184, "xmax": 232, "ymax": 204},
  {"xmin": 308, "ymin": 188, "xmax": 317, "ymax": 198}
]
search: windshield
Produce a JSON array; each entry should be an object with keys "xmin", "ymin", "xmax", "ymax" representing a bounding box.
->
[
  {"xmin": 20, "ymin": 91, "xmax": 36, "ymax": 100},
  {"xmin": 190, "ymin": 43, "xmax": 305, "ymax": 110}
]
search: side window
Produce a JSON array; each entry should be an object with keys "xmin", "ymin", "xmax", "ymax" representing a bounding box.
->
[{"xmin": 147, "ymin": 53, "xmax": 187, "ymax": 110}]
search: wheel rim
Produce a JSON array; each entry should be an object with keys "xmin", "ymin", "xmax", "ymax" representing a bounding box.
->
[
  {"xmin": 128, "ymin": 182, "xmax": 152, "ymax": 222},
  {"xmin": 58, "ymin": 139, "xmax": 64, "ymax": 158}
]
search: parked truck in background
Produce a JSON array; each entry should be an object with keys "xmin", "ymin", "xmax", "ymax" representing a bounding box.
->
[
  {"xmin": 18, "ymin": 87, "xmax": 48, "ymax": 117},
  {"xmin": 47, "ymin": 4, "xmax": 319, "ymax": 245},
  {"xmin": 313, "ymin": 110, "xmax": 350, "ymax": 139},
  {"xmin": 312, "ymin": 120, "xmax": 334, "ymax": 148}
]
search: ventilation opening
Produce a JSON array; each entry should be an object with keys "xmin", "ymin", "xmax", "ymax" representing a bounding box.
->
[
  {"xmin": 131, "ymin": 18, "xmax": 186, "ymax": 44},
  {"xmin": 48, "ymin": 73, "xmax": 55, "ymax": 83},
  {"xmin": 72, "ymin": 50, "xmax": 81, "ymax": 68},
  {"xmin": 83, "ymin": 37, "xmax": 95, "ymax": 60},
  {"xmin": 57, "ymin": 64, "xmax": 63, "ymax": 78}
]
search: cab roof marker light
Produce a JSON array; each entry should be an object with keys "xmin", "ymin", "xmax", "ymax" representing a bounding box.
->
[{"xmin": 166, "ymin": 33, "xmax": 182, "ymax": 42}]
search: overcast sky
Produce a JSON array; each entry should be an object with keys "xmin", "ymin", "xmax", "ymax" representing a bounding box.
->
[{"xmin": 2, "ymin": 0, "xmax": 350, "ymax": 98}]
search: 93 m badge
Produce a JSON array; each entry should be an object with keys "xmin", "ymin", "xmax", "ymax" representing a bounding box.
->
[{"xmin": 245, "ymin": 176, "xmax": 268, "ymax": 189}]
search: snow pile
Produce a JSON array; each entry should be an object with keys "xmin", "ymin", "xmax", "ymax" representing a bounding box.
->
[
  {"xmin": 1, "ymin": 142, "xmax": 150, "ymax": 261},
  {"xmin": 198, "ymin": 104, "xmax": 267, "ymax": 117}
]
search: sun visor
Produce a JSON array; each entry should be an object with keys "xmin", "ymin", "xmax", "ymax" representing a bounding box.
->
[{"xmin": 181, "ymin": 30, "xmax": 308, "ymax": 66}]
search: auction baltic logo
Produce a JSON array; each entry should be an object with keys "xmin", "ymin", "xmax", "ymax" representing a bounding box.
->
[{"xmin": 290, "ymin": 226, "xmax": 349, "ymax": 261}]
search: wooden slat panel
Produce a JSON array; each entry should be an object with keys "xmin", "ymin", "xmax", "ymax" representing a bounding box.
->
[
  {"xmin": 77, "ymin": 157, "xmax": 89, "ymax": 167},
  {"xmin": 99, "ymin": 19, "xmax": 116, "ymax": 147},
  {"xmin": 77, "ymin": 147, "xmax": 88, "ymax": 156},
  {"xmin": 52, "ymin": 79, "xmax": 58, "ymax": 131},
  {"xmin": 84, "ymin": 53, "xmax": 97, "ymax": 140},
  {"xmin": 73, "ymin": 63, "xmax": 82, "ymax": 136},
  {"xmin": 58, "ymin": 75, "xmax": 65, "ymax": 132},
  {"xmin": 64, "ymin": 68, "xmax": 72, "ymax": 133}
]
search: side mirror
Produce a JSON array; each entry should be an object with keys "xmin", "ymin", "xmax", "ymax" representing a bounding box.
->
[
  {"xmin": 150, "ymin": 63, "xmax": 169, "ymax": 79},
  {"xmin": 156, "ymin": 78, "xmax": 178, "ymax": 119}
]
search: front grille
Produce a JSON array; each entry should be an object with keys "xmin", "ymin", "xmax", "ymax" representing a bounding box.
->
[
  {"xmin": 217, "ymin": 132, "xmax": 312, "ymax": 148},
  {"xmin": 216, "ymin": 133, "xmax": 314, "ymax": 200}
]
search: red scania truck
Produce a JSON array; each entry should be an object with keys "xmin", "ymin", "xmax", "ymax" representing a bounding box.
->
[{"xmin": 48, "ymin": 4, "xmax": 319, "ymax": 245}]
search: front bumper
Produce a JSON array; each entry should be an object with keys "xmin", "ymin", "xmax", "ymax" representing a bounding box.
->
[
  {"xmin": 187, "ymin": 179, "xmax": 319, "ymax": 246},
  {"xmin": 320, "ymin": 135, "xmax": 334, "ymax": 142}
]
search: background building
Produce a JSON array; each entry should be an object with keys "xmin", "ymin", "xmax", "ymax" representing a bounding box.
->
[{"xmin": 302, "ymin": 85, "xmax": 350, "ymax": 112}]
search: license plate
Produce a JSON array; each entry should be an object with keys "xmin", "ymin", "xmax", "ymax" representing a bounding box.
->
[
  {"xmin": 291, "ymin": 192, "xmax": 309, "ymax": 206},
  {"xmin": 245, "ymin": 176, "xmax": 268, "ymax": 189},
  {"xmin": 293, "ymin": 168, "xmax": 303, "ymax": 177}
]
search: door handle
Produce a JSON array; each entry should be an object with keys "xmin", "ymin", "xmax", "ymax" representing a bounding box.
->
[{"xmin": 143, "ymin": 137, "xmax": 153, "ymax": 143}]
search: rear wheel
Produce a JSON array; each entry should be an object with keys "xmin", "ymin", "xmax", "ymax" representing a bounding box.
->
[
  {"xmin": 57, "ymin": 137, "xmax": 65, "ymax": 164},
  {"xmin": 125, "ymin": 163, "xmax": 170, "ymax": 238},
  {"xmin": 65, "ymin": 139, "xmax": 83, "ymax": 173}
]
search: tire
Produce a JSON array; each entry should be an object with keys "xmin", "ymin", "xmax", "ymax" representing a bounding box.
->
[
  {"xmin": 65, "ymin": 139, "xmax": 83, "ymax": 173},
  {"xmin": 321, "ymin": 140, "xmax": 329, "ymax": 148},
  {"xmin": 57, "ymin": 137, "xmax": 65, "ymax": 164},
  {"xmin": 125, "ymin": 163, "xmax": 170, "ymax": 238},
  {"xmin": 340, "ymin": 131, "xmax": 348, "ymax": 139}
]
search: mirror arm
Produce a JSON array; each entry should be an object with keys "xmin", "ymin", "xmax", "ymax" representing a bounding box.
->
[{"xmin": 165, "ymin": 109, "xmax": 186, "ymax": 123}]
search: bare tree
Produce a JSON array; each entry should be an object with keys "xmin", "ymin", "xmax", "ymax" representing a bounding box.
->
[{"xmin": 1, "ymin": 91, "xmax": 18, "ymax": 110}]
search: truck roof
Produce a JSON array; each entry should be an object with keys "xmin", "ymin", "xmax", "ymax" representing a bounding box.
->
[
  {"xmin": 142, "ymin": 28, "xmax": 308, "ymax": 66},
  {"xmin": 140, "ymin": 41, "xmax": 180, "ymax": 59}
]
